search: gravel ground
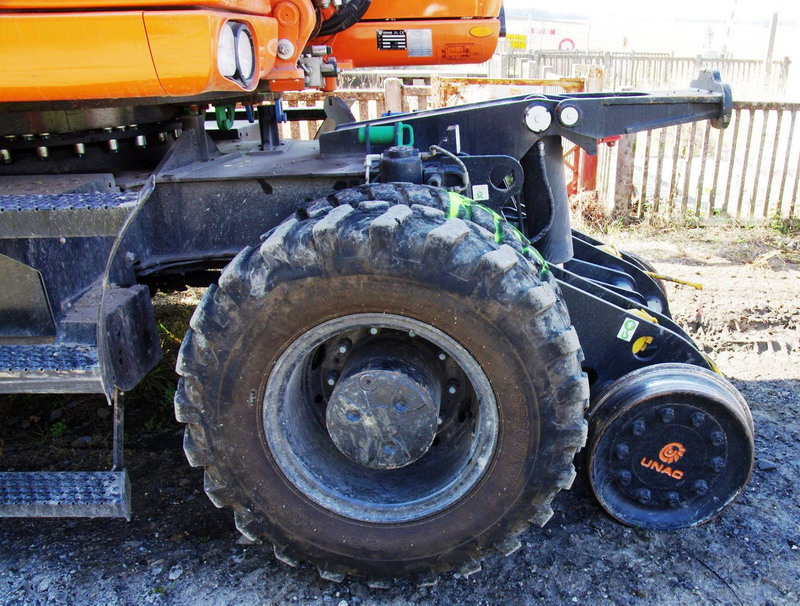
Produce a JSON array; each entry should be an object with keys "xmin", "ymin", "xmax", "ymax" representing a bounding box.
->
[{"xmin": 1, "ymin": 223, "xmax": 798, "ymax": 605}]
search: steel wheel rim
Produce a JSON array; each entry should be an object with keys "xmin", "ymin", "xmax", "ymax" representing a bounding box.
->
[{"xmin": 262, "ymin": 313, "xmax": 499, "ymax": 523}]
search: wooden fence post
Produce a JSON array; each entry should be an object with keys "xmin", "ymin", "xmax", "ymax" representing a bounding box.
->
[
  {"xmin": 612, "ymin": 135, "xmax": 636, "ymax": 217},
  {"xmin": 384, "ymin": 78, "xmax": 403, "ymax": 114}
]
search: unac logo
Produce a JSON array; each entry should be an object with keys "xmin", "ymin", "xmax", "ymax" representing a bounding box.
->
[
  {"xmin": 658, "ymin": 442, "xmax": 686, "ymax": 465},
  {"xmin": 639, "ymin": 442, "xmax": 686, "ymax": 480}
]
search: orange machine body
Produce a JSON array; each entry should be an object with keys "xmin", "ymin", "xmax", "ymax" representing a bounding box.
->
[{"xmin": 0, "ymin": 0, "xmax": 501, "ymax": 103}]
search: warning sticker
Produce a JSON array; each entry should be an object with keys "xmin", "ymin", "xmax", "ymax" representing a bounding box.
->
[
  {"xmin": 377, "ymin": 30, "xmax": 407, "ymax": 51},
  {"xmin": 617, "ymin": 318, "xmax": 639, "ymax": 342},
  {"xmin": 407, "ymin": 29, "xmax": 433, "ymax": 57}
]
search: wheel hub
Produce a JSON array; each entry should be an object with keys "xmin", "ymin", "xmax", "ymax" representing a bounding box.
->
[{"xmin": 326, "ymin": 343, "xmax": 442, "ymax": 469}]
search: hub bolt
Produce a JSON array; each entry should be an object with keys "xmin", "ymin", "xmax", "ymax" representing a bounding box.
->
[
  {"xmin": 634, "ymin": 488, "xmax": 651, "ymax": 504},
  {"xmin": 631, "ymin": 420, "xmax": 646, "ymax": 436},
  {"xmin": 710, "ymin": 431, "xmax": 725, "ymax": 447},
  {"xmin": 694, "ymin": 480, "xmax": 709, "ymax": 496},
  {"xmin": 660, "ymin": 407, "xmax": 675, "ymax": 423},
  {"xmin": 337, "ymin": 338, "xmax": 352, "ymax": 354},
  {"xmin": 326, "ymin": 371, "xmax": 339, "ymax": 386},
  {"xmin": 666, "ymin": 491, "xmax": 680, "ymax": 508},
  {"xmin": 614, "ymin": 443, "xmax": 629, "ymax": 460},
  {"xmin": 710, "ymin": 457, "xmax": 726, "ymax": 473},
  {"xmin": 691, "ymin": 412, "xmax": 706, "ymax": 427},
  {"xmin": 616, "ymin": 470, "xmax": 632, "ymax": 486}
]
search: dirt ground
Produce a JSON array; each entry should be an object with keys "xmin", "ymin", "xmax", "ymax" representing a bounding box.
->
[{"xmin": 1, "ymin": 222, "xmax": 798, "ymax": 605}]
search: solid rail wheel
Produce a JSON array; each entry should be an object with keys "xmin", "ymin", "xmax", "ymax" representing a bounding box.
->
[
  {"xmin": 174, "ymin": 184, "xmax": 589, "ymax": 580},
  {"xmin": 587, "ymin": 363, "xmax": 754, "ymax": 530}
]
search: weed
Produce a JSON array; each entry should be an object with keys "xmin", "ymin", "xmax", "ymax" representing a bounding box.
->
[
  {"xmin": 50, "ymin": 421, "xmax": 67, "ymax": 438},
  {"xmin": 148, "ymin": 586, "xmax": 168, "ymax": 596},
  {"xmin": 770, "ymin": 214, "xmax": 800, "ymax": 235}
]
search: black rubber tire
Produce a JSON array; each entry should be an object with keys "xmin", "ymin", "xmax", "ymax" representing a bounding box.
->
[{"xmin": 174, "ymin": 184, "xmax": 589, "ymax": 581}]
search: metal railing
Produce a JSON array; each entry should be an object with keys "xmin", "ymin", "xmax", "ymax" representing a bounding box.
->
[{"xmin": 599, "ymin": 101, "xmax": 800, "ymax": 220}]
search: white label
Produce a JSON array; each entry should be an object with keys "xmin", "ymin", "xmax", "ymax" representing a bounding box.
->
[
  {"xmin": 407, "ymin": 29, "xmax": 433, "ymax": 57},
  {"xmin": 472, "ymin": 184, "xmax": 490, "ymax": 201},
  {"xmin": 617, "ymin": 318, "xmax": 639, "ymax": 342}
]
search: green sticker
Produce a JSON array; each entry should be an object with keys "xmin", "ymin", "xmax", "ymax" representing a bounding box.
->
[{"xmin": 617, "ymin": 318, "xmax": 639, "ymax": 342}]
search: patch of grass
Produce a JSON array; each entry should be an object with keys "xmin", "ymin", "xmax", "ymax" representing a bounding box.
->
[{"xmin": 50, "ymin": 421, "xmax": 67, "ymax": 438}]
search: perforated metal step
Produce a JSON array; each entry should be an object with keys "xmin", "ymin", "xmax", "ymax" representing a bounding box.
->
[
  {"xmin": 0, "ymin": 471, "xmax": 130, "ymax": 519},
  {"xmin": 0, "ymin": 344, "xmax": 102, "ymax": 393}
]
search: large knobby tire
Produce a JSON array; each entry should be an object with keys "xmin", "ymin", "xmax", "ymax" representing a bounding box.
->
[{"xmin": 174, "ymin": 184, "xmax": 589, "ymax": 581}]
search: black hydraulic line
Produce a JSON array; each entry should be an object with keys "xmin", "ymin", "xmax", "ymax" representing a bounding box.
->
[{"xmin": 318, "ymin": 0, "xmax": 373, "ymax": 37}]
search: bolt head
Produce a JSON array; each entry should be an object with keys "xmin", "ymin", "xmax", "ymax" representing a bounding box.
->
[
  {"xmin": 694, "ymin": 480, "xmax": 709, "ymax": 496},
  {"xmin": 446, "ymin": 380, "xmax": 458, "ymax": 395},
  {"xmin": 558, "ymin": 105, "xmax": 580, "ymax": 127},
  {"xmin": 337, "ymin": 339, "xmax": 351, "ymax": 354},
  {"xmin": 631, "ymin": 419, "xmax": 646, "ymax": 436},
  {"xmin": 326, "ymin": 371, "xmax": 339, "ymax": 386},
  {"xmin": 524, "ymin": 105, "xmax": 552, "ymax": 133},
  {"xmin": 710, "ymin": 431, "xmax": 725, "ymax": 447},
  {"xmin": 616, "ymin": 470, "xmax": 632, "ymax": 486},
  {"xmin": 614, "ymin": 443, "xmax": 630, "ymax": 460},
  {"xmin": 438, "ymin": 353, "xmax": 447, "ymax": 361},
  {"xmin": 710, "ymin": 457, "xmax": 726, "ymax": 473},
  {"xmin": 660, "ymin": 407, "xmax": 675, "ymax": 423},
  {"xmin": 691, "ymin": 412, "xmax": 706, "ymax": 427},
  {"xmin": 369, "ymin": 327, "xmax": 379, "ymax": 335},
  {"xmin": 666, "ymin": 491, "xmax": 680, "ymax": 508},
  {"xmin": 634, "ymin": 488, "xmax": 651, "ymax": 504}
]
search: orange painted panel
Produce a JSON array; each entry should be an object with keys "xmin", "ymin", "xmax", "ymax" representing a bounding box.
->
[
  {"xmin": 0, "ymin": 1, "xmax": 272, "ymax": 14},
  {"xmin": 323, "ymin": 19, "xmax": 500, "ymax": 68},
  {"xmin": 361, "ymin": 0, "xmax": 502, "ymax": 20},
  {"xmin": 0, "ymin": 10, "xmax": 278, "ymax": 102},
  {"xmin": 0, "ymin": 13, "xmax": 163, "ymax": 102},
  {"xmin": 145, "ymin": 11, "xmax": 278, "ymax": 95}
]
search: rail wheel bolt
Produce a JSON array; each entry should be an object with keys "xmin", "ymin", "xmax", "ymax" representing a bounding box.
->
[
  {"xmin": 326, "ymin": 371, "xmax": 339, "ymax": 386},
  {"xmin": 631, "ymin": 420, "xmax": 646, "ymax": 436},
  {"xmin": 614, "ymin": 443, "xmax": 629, "ymax": 460},
  {"xmin": 666, "ymin": 492, "xmax": 680, "ymax": 508},
  {"xmin": 634, "ymin": 488, "xmax": 651, "ymax": 504},
  {"xmin": 337, "ymin": 339, "xmax": 351, "ymax": 354},
  {"xmin": 660, "ymin": 407, "xmax": 675, "ymax": 423},
  {"xmin": 694, "ymin": 480, "xmax": 709, "ymax": 496},
  {"xmin": 710, "ymin": 457, "xmax": 726, "ymax": 473},
  {"xmin": 710, "ymin": 431, "xmax": 725, "ymax": 447},
  {"xmin": 616, "ymin": 470, "xmax": 632, "ymax": 486},
  {"xmin": 691, "ymin": 412, "xmax": 706, "ymax": 427}
]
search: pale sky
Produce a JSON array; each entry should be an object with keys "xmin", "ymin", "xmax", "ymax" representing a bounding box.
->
[{"xmin": 503, "ymin": 0, "xmax": 800, "ymax": 23}]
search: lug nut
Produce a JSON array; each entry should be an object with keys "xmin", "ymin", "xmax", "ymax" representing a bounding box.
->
[
  {"xmin": 631, "ymin": 419, "xmax": 646, "ymax": 436},
  {"xmin": 634, "ymin": 488, "xmax": 651, "ymax": 504},
  {"xmin": 326, "ymin": 371, "xmax": 339, "ymax": 386},
  {"xmin": 666, "ymin": 491, "xmax": 680, "ymax": 508},
  {"xmin": 710, "ymin": 431, "xmax": 725, "ymax": 447},
  {"xmin": 660, "ymin": 407, "xmax": 675, "ymax": 423},
  {"xmin": 73, "ymin": 143, "xmax": 85, "ymax": 157},
  {"xmin": 337, "ymin": 338, "xmax": 351, "ymax": 354},
  {"xmin": 710, "ymin": 457, "xmax": 726, "ymax": 473},
  {"xmin": 134, "ymin": 135, "xmax": 147, "ymax": 149},
  {"xmin": 446, "ymin": 380, "xmax": 458, "ymax": 395},
  {"xmin": 616, "ymin": 469, "xmax": 632, "ymax": 486},
  {"xmin": 694, "ymin": 480, "xmax": 709, "ymax": 496},
  {"xmin": 614, "ymin": 443, "xmax": 629, "ymax": 460},
  {"xmin": 691, "ymin": 412, "xmax": 706, "ymax": 427}
]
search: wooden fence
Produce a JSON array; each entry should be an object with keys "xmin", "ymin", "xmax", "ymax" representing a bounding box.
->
[
  {"xmin": 277, "ymin": 76, "xmax": 798, "ymax": 221},
  {"xmin": 599, "ymin": 101, "xmax": 800, "ymax": 220},
  {"xmin": 493, "ymin": 50, "xmax": 792, "ymax": 101}
]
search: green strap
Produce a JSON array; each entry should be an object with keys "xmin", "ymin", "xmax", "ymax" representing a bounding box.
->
[{"xmin": 446, "ymin": 191, "xmax": 548, "ymax": 271}]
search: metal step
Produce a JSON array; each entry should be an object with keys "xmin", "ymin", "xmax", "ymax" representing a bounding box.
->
[
  {"xmin": 0, "ymin": 191, "xmax": 137, "ymax": 238},
  {"xmin": 0, "ymin": 344, "xmax": 102, "ymax": 393},
  {"xmin": 0, "ymin": 471, "xmax": 130, "ymax": 519}
]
